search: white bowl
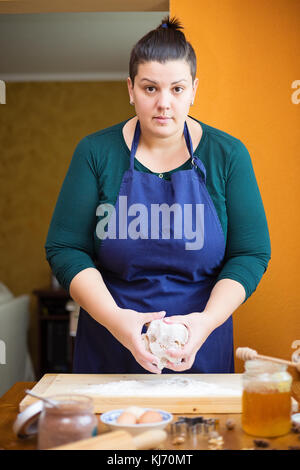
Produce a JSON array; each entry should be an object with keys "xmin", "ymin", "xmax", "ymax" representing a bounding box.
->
[{"xmin": 100, "ymin": 408, "xmax": 173, "ymax": 436}]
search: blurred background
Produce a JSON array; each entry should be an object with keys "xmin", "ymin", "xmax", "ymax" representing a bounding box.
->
[{"xmin": 0, "ymin": 0, "xmax": 299, "ymax": 395}]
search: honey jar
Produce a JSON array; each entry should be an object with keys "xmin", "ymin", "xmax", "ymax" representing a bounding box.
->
[
  {"xmin": 242, "ymin": 360, "xmax": 292, "ymax": 437},
  {"xmin": 37, "ymin": 394, "xmax": 98, "ymax": 449}
]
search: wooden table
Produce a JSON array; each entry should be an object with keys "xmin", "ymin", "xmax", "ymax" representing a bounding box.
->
[{"xmin": 1, "ymin": 381, "xmax": 300, "ymax": 451}]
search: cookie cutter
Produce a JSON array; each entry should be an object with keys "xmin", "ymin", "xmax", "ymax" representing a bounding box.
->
[{"xmin": 170, "ymin": 416, "xmax": 219, "ymax": 436}]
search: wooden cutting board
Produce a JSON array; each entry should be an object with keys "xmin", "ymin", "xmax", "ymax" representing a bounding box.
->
[{"xmin": 19, "ymin": 373, "xmax": 242, "ymax": 414}]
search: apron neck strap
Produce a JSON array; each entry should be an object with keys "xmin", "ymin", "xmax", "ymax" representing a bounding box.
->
[
  {"xmin": 183, "ymin": 120, "xmax": 194, "ymax": 158},
  {"xmin": 130, "ymin": 119, "xmax": 141, "ymax": 169}
]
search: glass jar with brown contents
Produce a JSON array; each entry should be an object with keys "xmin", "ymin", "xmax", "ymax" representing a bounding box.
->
[
  {"xmin": 242, "ymin": 360, "xmax": 292, "ymax": 437},
  {"xmin": 37, "ymin": 394, "xmax": 98, "ymax": 449}
]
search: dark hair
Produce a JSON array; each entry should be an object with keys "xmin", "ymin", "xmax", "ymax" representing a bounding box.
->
[{"xmin": 129, "ymin": 16, "xmax": 197, "ymax": 86}]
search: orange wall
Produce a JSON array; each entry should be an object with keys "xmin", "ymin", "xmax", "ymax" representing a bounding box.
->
[{"xmin": 171, "ymin": 0, "xmax": 300, "ymax": 376}]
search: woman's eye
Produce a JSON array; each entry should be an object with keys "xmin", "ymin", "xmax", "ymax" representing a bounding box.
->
[{"xmin": 144, "ymin": 86, "xmax": 184, "ymax": 94}]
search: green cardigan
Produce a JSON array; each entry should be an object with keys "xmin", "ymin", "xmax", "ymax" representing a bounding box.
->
[{"xmin": 45, "ymin": 116, "xmax": 271, "ymax": 302}]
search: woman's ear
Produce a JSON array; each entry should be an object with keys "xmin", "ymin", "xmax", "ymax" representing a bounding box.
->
[
  {"xmin": 192, "ymin": 77, "xmax": 199, "ymax": 98},
  {"xmin": 127, "ymin": 77, "xmax": 134, "ymax": 104}
]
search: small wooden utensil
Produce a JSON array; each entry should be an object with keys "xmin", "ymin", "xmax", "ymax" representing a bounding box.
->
[
  {"xmin": 236, "ymin": 347, "xmax": 300, "ymax": 371},
  {"xmin": 49, "ymin": 429, "xmax": 167, "ymax": 450},
  {"xmin": 25, "ymin": 389, "xmax": 60, "ymax": 408}
]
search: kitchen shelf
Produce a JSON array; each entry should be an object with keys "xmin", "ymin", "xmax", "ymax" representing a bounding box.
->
[{"xmin": 33, "ymin": 288, "xmax": 74, "ymax": 379}]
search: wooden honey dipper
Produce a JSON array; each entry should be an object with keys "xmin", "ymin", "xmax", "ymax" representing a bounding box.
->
[{"xmin": 236, "ymin": 347, "xmax": 300, "ymax": 371}]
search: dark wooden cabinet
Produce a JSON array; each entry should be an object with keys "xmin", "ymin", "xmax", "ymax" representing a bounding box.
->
[{"xmin": 33, "ymin": 289, "xmax": 75, "ymax": 379}]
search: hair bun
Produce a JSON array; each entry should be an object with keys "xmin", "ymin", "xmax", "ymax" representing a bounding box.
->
[
  {"xmin": 129, "ymin": 15, "xmax": 196, "ymax": 85},
  {"xmin": 159, "ymin": 16, "xmax": 183, "ymax": 32}
]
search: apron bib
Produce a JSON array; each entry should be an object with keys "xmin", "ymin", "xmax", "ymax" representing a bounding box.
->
[{"xmin": 73, "ymin": 120, "xmax": 234, "ymax": 373}]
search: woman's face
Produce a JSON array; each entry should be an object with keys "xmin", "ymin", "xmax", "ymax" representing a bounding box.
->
[{"xmin": 127, "ymin": 60, "xmax": 198, "ymax": 138}]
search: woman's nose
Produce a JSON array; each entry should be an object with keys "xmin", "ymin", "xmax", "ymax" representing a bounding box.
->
[{"xmin": 156, "ymin": 92, "xmax": 171, "ymax": 109}]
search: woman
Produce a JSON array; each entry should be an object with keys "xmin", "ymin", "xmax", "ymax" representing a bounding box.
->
[{"xmin": 45, "ymin": 16, "xmax": 271, "ymax": 375}]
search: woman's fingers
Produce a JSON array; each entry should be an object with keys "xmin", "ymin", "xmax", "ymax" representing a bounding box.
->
[
  {"xmin": 165, "ymin": 345, "xmax": 195, "ymax": 371},
  {"xmin": 163, "ymin": 315, "xmax": 186, "ymax": 324},
  {"xmin": 140, "ymin": 359, "xmax": 162, "ymax": 374},
  {"xmin": 165, "ymin": 353, "xmax": 195, "ymax": 372},
  {"xmin": 142, "ymin": 310, "xmax": 166, "ymax": 325},
  {"xmin": 134, "ymin": 335, "xmax": 161, "ymax": 371},
  {"xmin": 166, "ymin": 345, "xmax": 191, "ymax": 360},
  {"xmin": 135, "ymin": 349, "xmax": 161, "ymax": 374},
  {"xmin": 165, "ymin": 360, "xmax": 189, "ymax": 372}
]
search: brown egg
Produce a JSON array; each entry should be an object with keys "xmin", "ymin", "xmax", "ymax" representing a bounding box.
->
[
  {"xmin": 116, "ymin": 411, "xmax": 137, "ymax": 425},
  {"xmin": 137, "ymin": 410, "xmax": 163, "ymax": 424}
]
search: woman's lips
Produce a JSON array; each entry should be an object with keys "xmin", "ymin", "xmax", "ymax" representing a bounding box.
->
[{"xmin": 154, "ymin": 117, "xmax": 172, "ymax": 124}]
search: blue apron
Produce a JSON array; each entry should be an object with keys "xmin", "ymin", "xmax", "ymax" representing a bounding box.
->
[{"xmin": 73, "ymin": 120, "xmax": 234, "ymax": 374}]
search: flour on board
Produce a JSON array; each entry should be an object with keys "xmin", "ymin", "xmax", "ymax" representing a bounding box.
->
[{"xmin": 73, "ymin": 377, "xmax": 242, "ymax": 397}]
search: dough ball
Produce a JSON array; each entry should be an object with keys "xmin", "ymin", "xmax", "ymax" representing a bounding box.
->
[{"xmin": 142, "ymin": 319, "xmax": 188, "ymax": 370}]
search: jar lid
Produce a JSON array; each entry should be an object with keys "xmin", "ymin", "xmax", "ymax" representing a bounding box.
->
[
  {"xmin": 244, "ymin": 359, "xmax": 287, "ymax": 372},
  {"xmin": 13, "ymin": 400, "xmax": 43, "ymax": 438}
]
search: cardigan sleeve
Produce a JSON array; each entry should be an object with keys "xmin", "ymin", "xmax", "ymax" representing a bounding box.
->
[
  {"xmin": 45, "ymin": 137, "xmax": 99, "ymax": 293},
  {"xmin": 216, "ymin": 140, "xmax": 271, "ymax": 301}
]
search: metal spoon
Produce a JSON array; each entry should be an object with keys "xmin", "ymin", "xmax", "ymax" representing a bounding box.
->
[{"xmin": 25, "ymin": 389, "xmax": 60, "ymax": 408}]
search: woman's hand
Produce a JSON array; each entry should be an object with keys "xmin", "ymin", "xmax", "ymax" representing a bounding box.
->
[
  {"xmin": 163, "ymin": 312, "xmax": 215, "ymax": 371},
  {"xmin": 106, "ymin": 307, "xmax": 166, "ymax": 374}
]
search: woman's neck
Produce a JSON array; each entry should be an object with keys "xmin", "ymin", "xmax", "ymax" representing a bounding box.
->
[{"xmin": 138, "ymin": 123, "xmax": 187, "ymax": 157}]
